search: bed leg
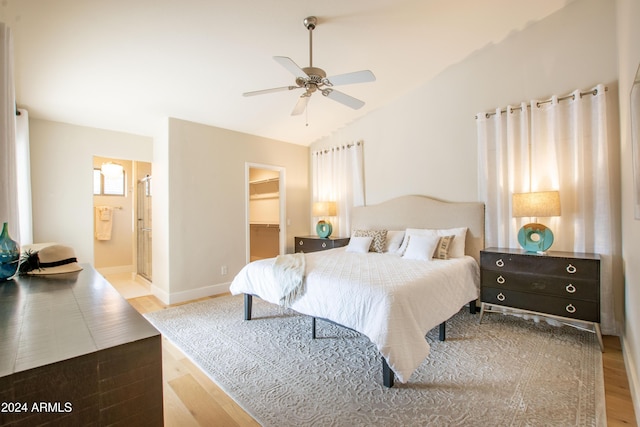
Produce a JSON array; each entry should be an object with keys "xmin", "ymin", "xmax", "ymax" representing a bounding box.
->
[
  {"xmin": 439, "ymin": 322, "xmax": 446, "ymax": 341},
  {"xmin": 244, "ymin": 294, "xmax": 252, "ymax": 321},
  {"xmin": 312, "ymin": 317, "xmax": 317, "ymax": 339},
  {"xmin": 382, "ymin": 358, "xmax": 394, "ymax": 388},
  {"xmin": 469, "ymin": 300, "xmax": 477, "ymax": 314}
]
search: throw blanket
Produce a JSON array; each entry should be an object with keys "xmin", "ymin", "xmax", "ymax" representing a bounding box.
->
[{"xmin": 273, "ymin": 253, "xmax": 306, "ymax": 307}]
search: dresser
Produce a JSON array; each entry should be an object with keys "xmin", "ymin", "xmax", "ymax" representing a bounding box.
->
[
  {"xmin": 294, "ymin": 236, "xmax": 349, "ymax": 253},
  {"xmin": 0, "ymin": 265, "xmax": 163, "ymax": 426},
  {"xmin": 479, "ymin": 247, "xmax": 602, "ymax": 349}
]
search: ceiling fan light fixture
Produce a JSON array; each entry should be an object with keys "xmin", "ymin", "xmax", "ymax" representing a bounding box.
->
[{"xmin": 242, "ymin": 15, "xmax": 375, "ymax": 117}]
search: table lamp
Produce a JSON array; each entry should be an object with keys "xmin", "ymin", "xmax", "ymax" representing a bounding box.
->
[
  {"xmin": 512, "ymin": 191, "xmax": 561, "ymax": 253},
  {"xmin": 312, "ymin": 201, "xmax": 337, "ymax": 238}
]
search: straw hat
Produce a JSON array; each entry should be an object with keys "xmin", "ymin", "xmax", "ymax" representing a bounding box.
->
[{"xmin": 19, "ymin": 244, "xmax": 82, "ymax": 275}]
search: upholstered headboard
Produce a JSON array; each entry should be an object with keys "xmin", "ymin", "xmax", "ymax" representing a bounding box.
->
[{"xmin": 351, "ymin": 195, "xmax": 485, "ymax": 263}]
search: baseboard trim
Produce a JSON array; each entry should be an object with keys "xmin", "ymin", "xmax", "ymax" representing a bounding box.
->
[
  {"xmin": 151, "ymin": 282, "xmax": 231, "ymax": 305},
  {"xmin": 621, "ymin": 334, "xmax": 640, "ymax": 426}
]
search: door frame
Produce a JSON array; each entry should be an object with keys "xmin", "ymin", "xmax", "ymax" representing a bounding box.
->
[{"xmin": 245, "ymin": 162, "xmax": 286, "ymax": 264}]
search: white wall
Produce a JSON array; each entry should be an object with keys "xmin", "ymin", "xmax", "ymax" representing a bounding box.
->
[
  {"xmin": 151, "ymin": 118, "xmax": 309, "ymax": 304},
  {"xmin": 29, "ymin": 119, "xmax": 153, "ymax": 263},
  {"xmin": 312, "ymin": 0, "xmax": 618, "ymax": 206},
  {"xmin": 616, "ymin": 0, "xmax": 640, "ymax": 421}
]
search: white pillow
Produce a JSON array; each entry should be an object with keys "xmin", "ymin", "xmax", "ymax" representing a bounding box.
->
[
  {"xmin": 398, "ymin": 228, "xmax": 438, "ymax": 255},
  {"xmin": 384, "ymin": 230, "xmax": 405, "ymax": 253},
  {"xmin": 345, "ymin": 236, "xmax": 373, "ymax": 253},
  {"xmin": 402, "ymin": 235, "xmax": 440, "ymax": 261},
  {"xmin": 436, "ymin": 227, "xmax": 467, "ymax": 258},
  {"xmin": 398, "ymin": 227, "xmax": 468, "ymax": 258}
]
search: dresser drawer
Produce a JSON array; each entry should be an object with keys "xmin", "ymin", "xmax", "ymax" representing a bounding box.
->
[
  {"xmin": 481, "ymin": 251, "xmax": 599, "ymax": 279},
  {"xmin": 481, "ymin": 270, "xmax": 599, "ymax": 301},
  {"xmin": 294, "ymin": 236, "xmax": 349, "ymax": 253},
  {"xmin": 482, "ymin": 287, "xmax": 600, "ymax": 322}
]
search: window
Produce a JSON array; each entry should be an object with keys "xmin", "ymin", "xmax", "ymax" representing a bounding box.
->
[{"xmin": 93, "ymin": 168, "xmax": 125, "ymax": 196}]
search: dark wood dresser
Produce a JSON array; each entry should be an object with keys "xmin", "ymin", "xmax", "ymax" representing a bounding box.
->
[
  {"xmin": 0, "ymin": 265, "xmax": 163, "ymax": 426},
  {"xmin": 479, "ymin": 247, "xmax": 602, "ymax": 349},
  {"xmin": 294, "ymin": 236, "xmax": 350, "ymax": 253}
]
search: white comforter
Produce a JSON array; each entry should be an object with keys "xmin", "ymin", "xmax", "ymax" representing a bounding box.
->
[{"xmin": 229, "ymin": 247, "xmax": 480, "ymax": 383}]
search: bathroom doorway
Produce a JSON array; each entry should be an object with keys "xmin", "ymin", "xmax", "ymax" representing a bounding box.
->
[
  {"xmin": 246, "ymin": 164, "xmax": 285, "ymax": 262},
  {"xmin": 93, "ymin": 157, "xmax": 152, "ymax": 297}
]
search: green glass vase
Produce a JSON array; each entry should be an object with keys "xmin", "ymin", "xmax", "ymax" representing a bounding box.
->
[{"xmin": 0, "ymin": 222, "xmax": 20, "ymax": 281}]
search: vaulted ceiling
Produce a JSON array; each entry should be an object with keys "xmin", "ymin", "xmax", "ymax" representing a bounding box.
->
[{"xmin": 1, "ymin": 0, "xmax": 571, "ymax": 145}]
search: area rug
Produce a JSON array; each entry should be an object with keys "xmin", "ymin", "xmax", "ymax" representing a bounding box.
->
[{"xmin": 145, "ymin": 295, "xmax": 606, "ymax": 426}]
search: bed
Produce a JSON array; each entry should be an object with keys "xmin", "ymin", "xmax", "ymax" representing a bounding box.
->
[{"xmin": 230, "ymin": 195, "xmax": 485, "ymax": 387}]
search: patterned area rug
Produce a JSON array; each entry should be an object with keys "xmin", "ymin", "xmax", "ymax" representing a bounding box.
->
[{"xmin": 145, "ymin": 295, "xmax": 605, "ymax": 426}]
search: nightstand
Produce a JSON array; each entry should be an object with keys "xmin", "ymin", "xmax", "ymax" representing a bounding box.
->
[
  {"xmin": 479, "ymin": 247, "xmax": 602, "ymax": 350},
  {"xmin": 294, "ymin": 236, "xmax": 349, "ymax": 253}
]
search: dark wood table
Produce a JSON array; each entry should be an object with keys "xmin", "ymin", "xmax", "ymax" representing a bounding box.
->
[{"xmin": 0, "ymin": 264, "xmax": 163, "ymax": 426}]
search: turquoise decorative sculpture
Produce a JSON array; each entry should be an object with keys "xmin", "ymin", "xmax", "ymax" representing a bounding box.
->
[
  {"xmin": 517, "ymin": 223, "xmax": 554, "ymax": 253},
  {"xmin": 316, "ymin": 220, "xmax": 333, "ymax": 238}
]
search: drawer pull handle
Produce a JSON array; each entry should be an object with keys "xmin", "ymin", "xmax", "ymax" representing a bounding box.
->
[
  {"xmin": 495, "ymin": 259, "xmax": 504, "ymax": 267},
  {"xmin": 299, "ymin": 241, "xmax": 304, "ymax": 246},
  {"xmin": 322, "ymin": 242, "xmax": 327, "ymax": 248},
  {"xmin": 566, "ymin": 264, "xmax": 577, "ymax": 274},
  {"xmin": 497, "ymin": 293, "xmax": 506, "ymax": 302},
  {"xmin": 496, "ymin": 275, "xmax": 505, "ymax": 284},
  {"xmin": 565, "ymin": 284, "xmax": 576, "ymax": 293},
  {"xmin": 566, "ymin": 304, "xmax": 576, "ymax": 314}
]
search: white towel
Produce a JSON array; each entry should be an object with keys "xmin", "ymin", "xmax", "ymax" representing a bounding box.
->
[{"xmin": 95, "ymin": 206, "xmax": 114, "ymax": 241}]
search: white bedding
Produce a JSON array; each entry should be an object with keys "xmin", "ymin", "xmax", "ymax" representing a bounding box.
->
[{"xmin": 229, "ymin": 247, "xmax": 480, "ymax": 383}]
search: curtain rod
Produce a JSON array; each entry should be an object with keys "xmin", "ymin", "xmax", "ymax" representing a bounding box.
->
[
  {"xmin": 475, "ymin": 86, "xmax": 608, "ymax": 120},
  {"xmin": 312, "ymin": 140, "xmax": 362, "ymax": 156}
]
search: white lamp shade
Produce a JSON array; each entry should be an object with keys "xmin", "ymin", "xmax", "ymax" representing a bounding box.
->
[
  {"xmin": 512, "ymin": 191, "xmax": 561, "ymax": 218},
  {"xmin": 312, "ymin": 201, "xmax": 337, "ymax": 217}
]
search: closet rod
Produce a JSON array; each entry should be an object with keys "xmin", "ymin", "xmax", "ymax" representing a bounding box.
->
[{"xmin": 476, "ymin": 86, "xmax": 608, "ymax": 119}]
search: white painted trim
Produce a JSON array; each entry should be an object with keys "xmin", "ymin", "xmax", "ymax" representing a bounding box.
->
[
  {"xmin": 152, "ymin": 282, "xmax": 231, "ymax": 305},
  {"xmin": 621, "ymin": 334, "xmax": 640, "ymax": 426}
]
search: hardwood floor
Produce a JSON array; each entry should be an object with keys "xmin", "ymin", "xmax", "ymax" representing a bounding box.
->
[{"xmin": 127, "ymin": 294, "xmax": 637, "ymax": 427}]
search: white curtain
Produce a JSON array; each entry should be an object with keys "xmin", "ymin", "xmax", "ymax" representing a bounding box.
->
[
  {"xmin": 477, "ymin": 84, "xmax": 618, "ymax": 335},
  {"xmin": 16, "ymin": 109, "xmax": 32, "ymax": 245},
  {"xmin": 0, "ymin": 22, "xmax": 19, "ymax": 241},
  {"xmin": 311, "ymin": 141, "xmax": 365, "ymax": 237}
]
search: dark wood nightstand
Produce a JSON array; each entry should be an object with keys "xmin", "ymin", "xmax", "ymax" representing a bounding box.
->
[
  {"xmin": 294, "ymin": 236, "xmax": 350, "ymax": 253},
  {"xmin": 479, "ymin": 247, "xmax": 602, "ymax": 349}
]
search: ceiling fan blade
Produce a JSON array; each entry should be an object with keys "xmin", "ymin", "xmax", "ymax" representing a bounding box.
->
[
  {"xmin": 243, "ymin": 86, "xmax": 301, "ymax": 97},
  {"xmin": 326, "ymin": 70, "xmax": 376, "ymax": 86},
  {"xmin": 274, "ymin": 56, "xmax": 308, "ymax": 79},
  {"xmin": 324, "ymin": 89, "xmax": 365, "ymax": 110},
  {"xmin": 291, "ymin": 96, "xmax": 309, "ymax": 116}
]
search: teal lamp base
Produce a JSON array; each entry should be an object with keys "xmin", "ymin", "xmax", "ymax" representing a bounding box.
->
[
  {"xmin": 517, "ymin": 223, "xmax": 554, "ymax": 253},
  {"xmin": 316, "ymin": 220, "xmax": 333, "ymax": 238}
]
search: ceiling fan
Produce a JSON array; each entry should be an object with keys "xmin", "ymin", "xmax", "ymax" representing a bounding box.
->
[{"xmin": 242, "ymin": 16, "xmax": 376, "ymax": 116}]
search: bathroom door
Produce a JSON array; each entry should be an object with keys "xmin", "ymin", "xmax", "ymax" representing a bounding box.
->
[{"xmin": 137, "ymin": 175, "xmax": 152, "ymax": 281}]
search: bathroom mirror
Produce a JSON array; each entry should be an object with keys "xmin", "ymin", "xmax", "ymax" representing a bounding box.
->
[{"xmin": 632, "ymin": 63, "xmax": 640, "ymax": 219}]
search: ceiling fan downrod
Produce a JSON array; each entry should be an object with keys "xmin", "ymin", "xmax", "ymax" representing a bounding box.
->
[{"xmin": 303, "ymin": 16, "xmax": 317, "ymax": 68}]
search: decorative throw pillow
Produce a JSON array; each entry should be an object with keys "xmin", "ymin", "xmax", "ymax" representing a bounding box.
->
[
  {"xmin": 402, "ymin": 235, "xmax": 440, "ymax": 261},
  {"xmin": 384, "ymin": 230, "xmax": 405, "ymax": 253},
  {"xmin": 436, "ymin": 227, "xmax": 467, "ymax": 258},
  {"xmin": 433, "ymin": 235, "xmax": 455, "ymax": 260},
  {"xmin": 353, "ymin": 229, "xmax": 388, "ymax": 253},
  {"xmin": 345, "ymin": 236, "xmax": 373, "ymax": 253},
  {"xmin": 398, "ymin": 228, "xmax": 439, "ymax": 255}
]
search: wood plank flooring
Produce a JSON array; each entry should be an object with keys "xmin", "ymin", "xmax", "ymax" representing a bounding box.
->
[{"xmin": 127, "ymin": 294, "xmax": 637, "ymax": 427}]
